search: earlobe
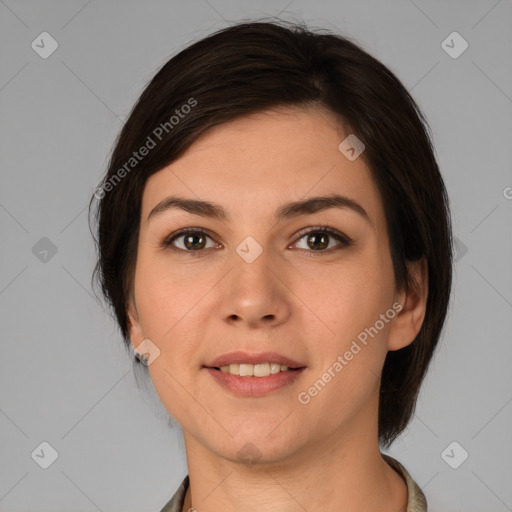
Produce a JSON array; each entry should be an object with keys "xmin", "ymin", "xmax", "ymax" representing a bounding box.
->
[
  {"xmin": 126, "ymin": 301, "xmax": 144, "ymax": 350},
  {"xmin": 387, "ymin": 258, "xmax": 429, "ymax": 351}
]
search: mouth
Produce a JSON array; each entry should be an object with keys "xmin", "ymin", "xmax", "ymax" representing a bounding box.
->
[
  {"xmin": 204, "ymin": 351, "xmax": 305, "ymax": 374},
  {"xmin": 203, "ymin": 351, "xmax": 306, "ymax": 396},
  {"xmin": 208, "ymin": 362, "xmax": 300, "ymax": 377}
]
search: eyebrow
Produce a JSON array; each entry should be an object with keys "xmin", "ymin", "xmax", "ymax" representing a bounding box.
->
[{"xmin": 147, "ymin": 194, "xmax": 371, "ymax": 225}]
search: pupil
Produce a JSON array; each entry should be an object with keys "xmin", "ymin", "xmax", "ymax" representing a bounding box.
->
[
  {"xmin": 185, "ymin": 233, "xmax": 205, "ymax": 250},
  {"xmin": 308, "ymin": 233, "xmax": 328, "ymax": 250}
]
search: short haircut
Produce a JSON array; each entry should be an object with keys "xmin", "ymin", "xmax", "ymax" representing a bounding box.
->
[{"xmin": 90, "ymin": 20, "xmax": 453, "ymax": 448}]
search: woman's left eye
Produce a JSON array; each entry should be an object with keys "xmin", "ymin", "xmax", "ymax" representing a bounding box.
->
[{"xmin": 293, "ymin": 227, "xmax": 352, "ymax": 254}]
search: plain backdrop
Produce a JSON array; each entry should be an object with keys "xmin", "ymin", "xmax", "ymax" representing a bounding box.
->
[{"xmin": 1, "ymin": 1, "xmax": 511, "ymax": 511}]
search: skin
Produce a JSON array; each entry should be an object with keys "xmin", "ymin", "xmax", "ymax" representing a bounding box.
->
[{"xmin": 127, "ymin": 105, "xmax": 428, "ymax": 512}]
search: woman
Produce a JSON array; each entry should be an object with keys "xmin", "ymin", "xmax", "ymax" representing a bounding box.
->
[{"xmin": 91, "ymin": 20, "xmax": 452, "ymax": 512}]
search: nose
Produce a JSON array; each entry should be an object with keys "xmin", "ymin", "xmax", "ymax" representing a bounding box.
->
[{"xmin": 220, "ymin": 250, "xmax": 291, "ymax": 329}]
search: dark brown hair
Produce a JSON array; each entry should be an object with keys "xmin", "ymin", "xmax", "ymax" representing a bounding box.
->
[{"xmin": 89, "ymin": 19, "xmax": 453, "ymax": 448}]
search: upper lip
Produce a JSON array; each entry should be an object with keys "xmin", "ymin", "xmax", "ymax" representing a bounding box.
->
[{"xmin": 205, "ymin": 351, "xmax": 306, "ymax": 369}]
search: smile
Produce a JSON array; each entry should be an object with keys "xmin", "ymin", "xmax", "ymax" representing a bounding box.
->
[{"xmin": 218, "ymin": 362, "xmax": 290, "ymax": 377}]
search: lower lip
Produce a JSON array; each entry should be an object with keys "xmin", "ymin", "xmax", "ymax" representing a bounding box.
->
[{"xmin": 204, "ymin": 367, "xmax": 305, "ymax": 396}]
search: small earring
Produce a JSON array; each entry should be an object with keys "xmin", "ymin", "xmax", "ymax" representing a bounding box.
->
[{"xmin": 133, "ymin": 347, "xmax": 149, "ymax": 365}]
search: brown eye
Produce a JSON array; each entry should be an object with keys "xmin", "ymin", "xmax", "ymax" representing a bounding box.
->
[
  {"xmin": 164, "ymin": 229, "xmax": 217, "ymax": 253},
  {"xmin": 182, "ymin": 232, "xmax": 207, "ymax": 250},
  {"xmin": 294, "ymin": 226, "xmax": 352, "ymax": 254},
  {"xmin": 306, "ymin": 232, "xmax": 329, "ymax": 251}
]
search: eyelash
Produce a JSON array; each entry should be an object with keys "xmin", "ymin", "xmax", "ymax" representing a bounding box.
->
[{"xmin": 161, "ymin": 225, "xmax": 352, "ymax": 258}]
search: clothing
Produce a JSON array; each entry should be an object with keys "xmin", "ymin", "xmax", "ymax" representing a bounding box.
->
[
  {"xmin": 160, "ymin": 453, "xmax": 427, "ymax": 512},
  {"xmin": 383, "ymin": 454, "xmax": 428, "ymax": 512}
]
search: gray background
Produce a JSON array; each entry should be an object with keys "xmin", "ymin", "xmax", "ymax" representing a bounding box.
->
[{"xmin": 1, "ymin": 1, "xmax": 511, "ymax": 511}]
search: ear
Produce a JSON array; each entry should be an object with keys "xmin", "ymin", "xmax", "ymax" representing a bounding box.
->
[
  {"xmin": 388, "ymin": 258, "xmax": 428, "ymax": 351},
  {"xmin": 126, "ymin": 298, "xmax": 145, "ymax": 351}
]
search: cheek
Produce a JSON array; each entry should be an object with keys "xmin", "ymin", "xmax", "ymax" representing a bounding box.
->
[
  {"xmin": 133, "ymin": 244, "xmax": 199, "ymax": 336},
  {"xmin": 298, "ymin": 247, "xmax": 395, "ymax": 408},
  {"xmin": 301, "ymin": 249, "xmax": 395, "ymax": 340},
  {"xmin": 296, "ymin": 270, "xmax": 394, "ymax": 429},
  {"xmin": 134, "ymin": 257, "xmax": 203, "ymax": 423},
  {"xmin": 132, "ymin": 249, "xmax": 206, "ymax": 402}
]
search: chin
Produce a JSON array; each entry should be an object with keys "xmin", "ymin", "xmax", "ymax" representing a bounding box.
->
[{"xmin": 223, "ymin": 429, "xmax": 303, "ymax": 465}]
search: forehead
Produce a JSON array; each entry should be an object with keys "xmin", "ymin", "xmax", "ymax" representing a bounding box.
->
[{"xmin": 141, "ymin": 106, "xmax": 384, "ymax": 231}]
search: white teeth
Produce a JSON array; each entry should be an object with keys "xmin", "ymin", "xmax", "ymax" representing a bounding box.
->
[
  {"xmin": 218, "ymin": 362, "xmax": 291, "ymax": 377},
  {"xmin": 239, "ymin": 363, "xmax": 253, "ymax": 376},
  {"xmin": 270, "ymin": 363, "xmax": 281, "ymax": 374},
  {"xmin": 254, "ymin": 363, "xmax": 270, "ymax": 377}
]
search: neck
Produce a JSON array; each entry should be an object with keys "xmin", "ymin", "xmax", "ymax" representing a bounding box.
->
[{"xmin": 181, "ymin": 392, "xmax": 408, "ymax": 512}]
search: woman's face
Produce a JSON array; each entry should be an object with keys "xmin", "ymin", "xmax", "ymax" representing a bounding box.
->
[{"xmin": 128, "ymin": 106, "xmax": 423, "ymax": 464}]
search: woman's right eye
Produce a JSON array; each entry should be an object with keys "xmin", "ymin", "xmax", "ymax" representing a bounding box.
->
[{"xmin": 163, "ymin": 229, "xmax": 218, "ymax": 254}]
